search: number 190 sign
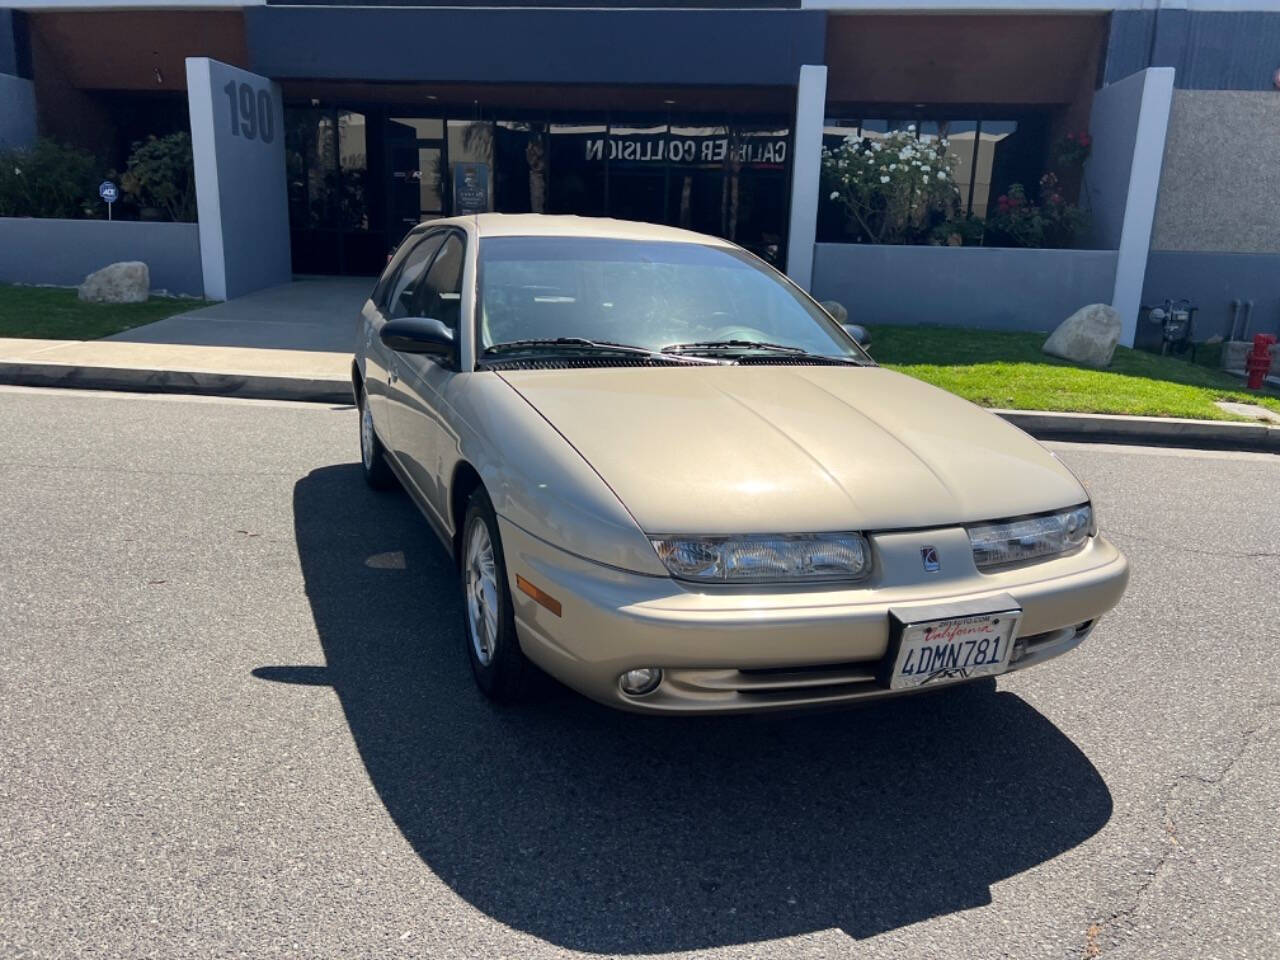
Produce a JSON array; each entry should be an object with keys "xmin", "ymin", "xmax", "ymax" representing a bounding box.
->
[{"xmin": 223, "ymin": 81, "xmax": 275, "ymax": 144}]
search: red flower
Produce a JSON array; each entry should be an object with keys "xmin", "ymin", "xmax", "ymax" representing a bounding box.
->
[{"xmin": 1078, "ymin": 132, "xmax": 1092, "ymax": 147}]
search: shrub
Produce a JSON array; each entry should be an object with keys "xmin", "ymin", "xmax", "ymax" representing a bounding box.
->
[
  {"xmin": 0, "ymin": 139, "xmax": 100, "ymax": 219},
  {"xmin": 121, "ymin": 132, "xmax": 197, "ymax": 222},
  {"xmin": 822, "ymin": 127, "xmax": 962, "ymax": 244}
]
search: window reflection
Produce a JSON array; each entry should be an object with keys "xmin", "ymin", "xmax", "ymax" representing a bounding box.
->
[{"xmin": 286, "ymin": 106, "xmax": 793, "ymax": 274}]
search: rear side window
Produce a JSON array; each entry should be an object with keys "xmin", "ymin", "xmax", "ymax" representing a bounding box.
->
[
  {"xmin": 384, "ymin": 234, "xmax": 445, "ymax": 319},
  {"xmin": 413, "ymin": 233, "xmax": 465, "ymax": 331}
]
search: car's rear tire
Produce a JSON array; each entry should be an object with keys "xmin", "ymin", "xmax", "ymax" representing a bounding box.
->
[
  {"xmin": 358, "ymin": 384, "xmax": 397, "ymax": 490},
  {"xmin": 460, "ymin": 486, "xmax": 529, "ymax": 703}
]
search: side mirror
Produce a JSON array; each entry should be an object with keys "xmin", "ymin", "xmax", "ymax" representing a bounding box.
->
[
  {"xmin": 844, "ymin": 322, "xmax": 870, "ymax": 349},
  {"xmin": 380, "ymin": 317, "xmax": 455, "ymax": 360}
]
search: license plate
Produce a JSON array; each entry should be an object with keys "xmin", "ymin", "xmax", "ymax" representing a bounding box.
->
[{"xmin": 888, "ymin": 606, "xmax": 1021, "ymax": 690}]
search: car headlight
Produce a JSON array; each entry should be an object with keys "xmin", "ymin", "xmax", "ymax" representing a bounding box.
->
[
  {"xmin": 968, "ymin": 504, "xmax": 1094, "ymax": 570},
  {"xmin": 649, "ymin": 533, "xmax": 872, "ymax": 583}
]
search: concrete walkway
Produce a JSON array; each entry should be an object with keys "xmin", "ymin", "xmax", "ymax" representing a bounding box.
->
[
  {"xmin": 0, "ymin": 278, "xmax": 368, "ymax": 403},
  {"xmin": 106, "ymin": 276, "xmax": 371, "ymax": 353}
]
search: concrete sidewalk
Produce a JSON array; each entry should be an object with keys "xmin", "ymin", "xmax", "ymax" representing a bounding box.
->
[
  {"xmin": 0, "ymin": 277, "xmax": 369, "ymax": 403},
  {"xmin": 0, "ymin": 337, "xmax": 352, "ymax": 403}
]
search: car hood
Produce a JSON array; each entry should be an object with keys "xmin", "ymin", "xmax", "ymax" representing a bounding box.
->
[{"xmin": 496, "ymin": 365, "xmax": 1086, "ymax": 534}]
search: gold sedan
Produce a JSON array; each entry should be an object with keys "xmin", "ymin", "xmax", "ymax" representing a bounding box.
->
[{"xmin": 353, "ymin": 214, "xmax": 1128, "ymax": 714}]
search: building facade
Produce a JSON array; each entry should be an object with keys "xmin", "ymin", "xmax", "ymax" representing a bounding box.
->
[{"xmin": 1, "ymin": 0, "xmax": 1278, "ymax": 344}]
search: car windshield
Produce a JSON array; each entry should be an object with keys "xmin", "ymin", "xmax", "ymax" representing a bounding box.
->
[{"xmin": 477, "ymin": 236, "xmax": 866, "ymax": 360}]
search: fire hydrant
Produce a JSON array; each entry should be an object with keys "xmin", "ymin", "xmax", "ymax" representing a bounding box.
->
[{"xmin": 1245, "ymin": 333, "xmax": 1277, "ymax": 390}]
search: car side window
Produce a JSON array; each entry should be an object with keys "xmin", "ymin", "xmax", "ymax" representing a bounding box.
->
[
  {"xmin": 412, "ymin": 233, "xmax": 465, "ymax": 332},
  {"xmin": 384, "ymin": 234, "xmax": 445, "ymax": 320}
]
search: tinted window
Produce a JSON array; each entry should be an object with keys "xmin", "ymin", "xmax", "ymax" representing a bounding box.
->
[
  {"xmin": 385, "ymin": 233, "xmax": 445, "ymax": 319},
  {"xmin": 414, "ymin": 233, "xmax": 465, "ymax": 330},
  {"xmin": 478, "ymin": 237, "xmax": 859, "ymax": 358}
]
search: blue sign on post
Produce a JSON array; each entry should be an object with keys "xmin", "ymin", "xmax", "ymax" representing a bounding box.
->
[{"xmin": 99, "ymin": 180, "xmax": 118, "ymax": 220}]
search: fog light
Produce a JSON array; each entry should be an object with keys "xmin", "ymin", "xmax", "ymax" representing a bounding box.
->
[{"xmin": 619, "ymin": 667, "xmax": 662, "ymax": 697}]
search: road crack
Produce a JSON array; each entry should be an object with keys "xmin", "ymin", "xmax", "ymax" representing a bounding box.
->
[
  {"xmin": 1081, "ymin": 701, "xmax": 1280, "ymax": 958},
  {"xmin": 1107, "ymin": 528, "xmax": 1280, "ymax": 561}
]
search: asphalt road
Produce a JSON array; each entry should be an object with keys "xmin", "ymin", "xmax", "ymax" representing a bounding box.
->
[{"xmin": 2, "ymin": 385, "xmax": 1277, "ymax": 960}]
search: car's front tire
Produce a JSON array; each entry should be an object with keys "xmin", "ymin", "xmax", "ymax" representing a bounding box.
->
[
  {"xmin": 357, "ymin": 384, "xmax": 397, "ymax": 490},
  {"xmin": 460, "ymin": 486, "xmax": 530, "ymax": 703}
]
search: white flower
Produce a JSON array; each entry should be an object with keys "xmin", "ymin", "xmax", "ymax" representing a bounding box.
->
[
  {"xmin": 879, "ymin": 175, "xmax": 891, "ymax": 184},
  {"xmin": 829, "ymin": 191, "xmax": 839, "ymax": 200},
  {"xmin": 12, "ymin": 167, "xmax": 20, "ymax": 176},
  {"xmin": 889, "ymin": 164, "xmax": 897, "ymax": 171},
  {"xmin": 907, "ymin": 124, "xmax": 917, "ymax": 133},
  {"xmin": 941, "ymin": 138, "xmax": 950, "ymax": 147},
  {"xmin": 937, "ymin": 170, "xmax": 947, "ymax": 180},
  {"xmin": 870, "ymin": 142, "xmax": 882, "ymax": 151}
]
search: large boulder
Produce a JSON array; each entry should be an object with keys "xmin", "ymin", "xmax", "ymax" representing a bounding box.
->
[
  {"xmin": 78, "ymin": 261, "xmax": 150, "ymax": 304},
  {"xmin": 1043, "ymin": 303, "xmax": 1121, "ymax": 368}
]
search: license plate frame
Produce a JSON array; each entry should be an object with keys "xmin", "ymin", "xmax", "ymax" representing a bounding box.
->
[{"xmin": 881, "ymin": 594, "xmax": 1023, "ymax": 691}]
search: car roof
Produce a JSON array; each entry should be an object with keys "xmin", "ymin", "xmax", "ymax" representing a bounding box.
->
[{"xmin": 416, "ymin": 213, "xmax": 736, "ymax": 247}]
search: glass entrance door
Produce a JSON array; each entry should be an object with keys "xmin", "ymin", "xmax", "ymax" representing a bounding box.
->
[{"xmin": 387, "ymin": 117, "xmax": 446, "ymax": 239}]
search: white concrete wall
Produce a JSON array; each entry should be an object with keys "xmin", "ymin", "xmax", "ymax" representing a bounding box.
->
[
  {"xmin": 1105, "ymin": 68, "xmax": 1174, "ymax": 348},
  {"xmin": 785, "ymin": 64, "xmax": 827, "ymax": 291},
  {"xmin": 187, "ymin": 57, "xmax": 291, "ymax": 301}
]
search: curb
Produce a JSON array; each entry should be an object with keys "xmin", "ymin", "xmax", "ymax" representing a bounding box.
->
[
  {"xmin": 0, "ymin": 360, "xmax": 352, "ymax": 405},
  {"xmin": 2, "ymin": 360, "xmax": 1277, "ymax": 453},
  {"xmin": 995, "ymin": 409, "xmax": 1280, "ymax": 453}
]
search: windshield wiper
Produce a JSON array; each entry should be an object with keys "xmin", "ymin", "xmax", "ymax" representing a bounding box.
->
[
  {"xmin": 483, "ymin": 338, "xmax": 722, "ymax": 364},
  {"xmin": 661, "ymin": 339, "xmax": 864, "ymax": 363}
]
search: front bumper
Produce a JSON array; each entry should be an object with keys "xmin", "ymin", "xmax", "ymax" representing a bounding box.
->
[{"xmin": 500, "ymin": 518, "xmax": 1129, "ymax": 714}]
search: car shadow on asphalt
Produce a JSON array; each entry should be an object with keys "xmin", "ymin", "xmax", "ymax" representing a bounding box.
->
[{"xmin": 259, "ymin": 463, "xmax": 1113, "ymax": 953}]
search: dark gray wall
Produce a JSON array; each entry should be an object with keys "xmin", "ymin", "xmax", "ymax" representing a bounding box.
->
[
  {"xmin": 0, "ymin": 72, "xmax": 35, "ymax": 148},
  {"xmin": 1105, "ymin": 10, "xmax": 1280, "ymax": 90},
  {"xmin": 811, "ymin": 244, "xmax": 1118, "ymax": 333},
  {"xmin": 0, "ymin": 9, "xmax": 30, "ymax": 79},
  {"xmin": 0, "ymin": 218, "xmax": 204, "ymax": 296},
  {"xmin": 1143, "ymin": 250, "xmax": 1280, "ymax": 343},
  {"xmin": 245, "ymin": 7, "xmax": 825, "ymax": 85}
]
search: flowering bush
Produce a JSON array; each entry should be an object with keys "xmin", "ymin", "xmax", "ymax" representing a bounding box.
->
[
  {"xmin": 1052, "ymin": 131, "xmax": 1092, "ymax": 172},
  {"xmin": 984, "ymin": 173, "xmax": 1089, "ymax": 249},
  {"xmin": 821, "ymin": 127, "xmax": 961, "ymax": 244}
]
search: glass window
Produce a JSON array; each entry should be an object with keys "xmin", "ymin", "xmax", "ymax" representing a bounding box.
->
[
  {"xmin": 447, "ymin": 120, "xmax": 494, "ymax": 214},
  {"xmin": 493, "ymin": 121, "xmax": 547, "ymax": 214},
  {"xmin": 385, "ymin": 233, "xmax": 445, "ymax": 319},
  {"xmin": 414, "ymin": 233, "xmax": 465, "ymax": 330},
  {"xmin": 606, "ymin": 120, "xmax": 669, "ymax": 225},
  {"xmin": 478, "ymin": 236, "xmax": 861, "ymax": 359},
  {"xmin": 547, "ymin": 121, "xmax": 607, "ymax": 217}
]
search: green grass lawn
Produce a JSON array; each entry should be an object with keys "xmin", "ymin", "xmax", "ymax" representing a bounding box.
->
[
  {"xmin": 0, "ymin": 283, "xmax": 203, "ymax": 340},
  {"xmin": 870, "ymin": 324, "xmax": 1280, "ymax": 422}
]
